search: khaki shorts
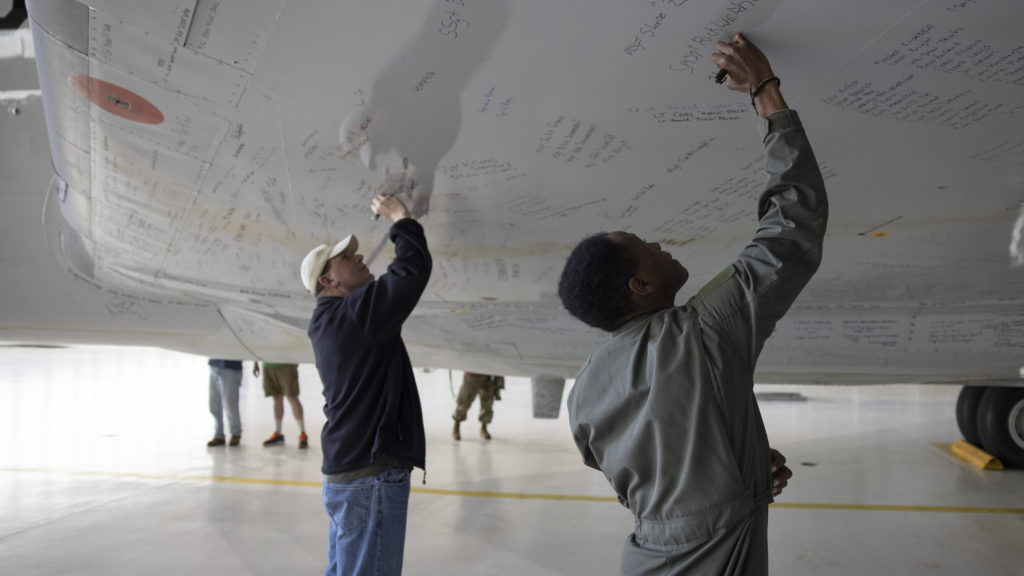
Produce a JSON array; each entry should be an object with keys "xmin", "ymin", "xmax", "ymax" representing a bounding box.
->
[{"xmin": 262, "ymin": 364, "xmax": 300, "ymax": 397}]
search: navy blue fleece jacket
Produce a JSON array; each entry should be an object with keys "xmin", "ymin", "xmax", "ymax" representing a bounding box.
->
[{"xmin": 308, "ymin": 218, "xmax": 432, "ymax": 474}]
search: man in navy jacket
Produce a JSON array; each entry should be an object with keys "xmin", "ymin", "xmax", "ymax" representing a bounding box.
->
[{"xmin": 302, "ymin": 192, "xmax": 431, "ymax": 576}]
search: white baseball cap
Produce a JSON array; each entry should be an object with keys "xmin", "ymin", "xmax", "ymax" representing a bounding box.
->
[{"xmin": 300, "ymin": 235, "xmax": 359, "ymax": 294}]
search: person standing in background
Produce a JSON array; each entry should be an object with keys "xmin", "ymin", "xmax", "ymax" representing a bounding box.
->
[
  {"xmin": 207, "ymin": 359, "xmax": 243, "ymax": 447},
  {"xmin": 256, "ymin": 362, "xmax": 309, "ymax": 449},
  {"xmin": 452, "ymin": 372, "xmax": 504, "ymax": 441}
]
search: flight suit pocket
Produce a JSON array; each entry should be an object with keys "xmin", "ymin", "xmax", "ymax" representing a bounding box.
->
[{"xmin": 633, "ymin": 490, "xmax": 756, "ymax": 553}]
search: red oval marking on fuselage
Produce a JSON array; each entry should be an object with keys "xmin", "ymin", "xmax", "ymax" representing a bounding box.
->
[{"xmin": 71, "ymin": 76, "xmax": 164, "ymax": 125}]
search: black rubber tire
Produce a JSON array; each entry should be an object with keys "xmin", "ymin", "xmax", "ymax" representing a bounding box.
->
[
  {"xmin": 955, "ymin": 386, "xmax": 987, "ymax": 446},
  {"xmin": 977, "ymin": 387, "xmax": 1024, "ymax": 469}
]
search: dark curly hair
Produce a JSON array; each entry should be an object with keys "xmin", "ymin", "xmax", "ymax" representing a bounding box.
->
[{"xmin": 558, "ymin": 233, "xmax": 637, "ymax": 332}]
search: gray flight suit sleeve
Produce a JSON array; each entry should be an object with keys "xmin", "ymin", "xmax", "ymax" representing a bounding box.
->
[
  {"xmin": 696, "ymin": 109, "xmax": 829, "ymax": 377},
  {"xmin": 571, "ymin": 416, "xmax": 601, "ymax": 470}
]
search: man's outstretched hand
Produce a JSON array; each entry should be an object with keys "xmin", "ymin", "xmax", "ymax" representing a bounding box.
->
[
  {"xmin": 711, "ymin": 33, "xmax": 787, "ymax": 117},
  {"xmin": 371, "ymin": 193, "xmax": 412, "ymax": 223}
]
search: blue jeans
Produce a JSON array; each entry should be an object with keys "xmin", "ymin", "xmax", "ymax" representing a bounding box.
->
[
  {"xmin": 323, "ymin": 468, "xmax": 411, "ymax": 576},
  {"xmin": 208, "ymin": 366, "xmax": 242, "ymax": 438}
]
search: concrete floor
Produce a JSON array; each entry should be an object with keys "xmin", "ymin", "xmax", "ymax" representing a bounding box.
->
[{"xmin": 0, "ymin": 345, "xmax": 1021, "ymax": 575}]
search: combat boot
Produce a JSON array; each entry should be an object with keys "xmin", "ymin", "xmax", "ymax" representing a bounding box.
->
[
  {"xmin": 452, "ymin": 420, "xmax": 461, "ymax": 441},
  {"xmin": 480, "ymin": 424, "xmax": 492, "ymax": 440}
]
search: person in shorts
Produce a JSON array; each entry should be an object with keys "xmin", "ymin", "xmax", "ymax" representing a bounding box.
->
[{"xmin": 256, "ymin": 362, "xmax": 308, "ymax": 449}]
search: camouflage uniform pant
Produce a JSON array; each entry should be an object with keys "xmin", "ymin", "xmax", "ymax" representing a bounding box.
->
[{"xmin": 453, "ymin": 373, "xmax": 503, "ymax": 424}]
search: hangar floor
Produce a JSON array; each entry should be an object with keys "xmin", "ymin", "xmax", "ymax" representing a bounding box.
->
[{"xmin": 0, "ymin": 345, "xmax": 1021, "ymax": 575}]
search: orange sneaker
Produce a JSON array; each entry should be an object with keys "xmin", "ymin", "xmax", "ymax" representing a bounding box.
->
[
  {"xmin": 299, "ymin": 432, "xmax": 309, "ymax": 449},
  {"xmin": 263, "ymin": 431, "xmax": 284, "ymax": 446}
]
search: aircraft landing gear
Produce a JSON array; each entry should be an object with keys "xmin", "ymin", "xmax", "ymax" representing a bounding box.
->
[{"xmin": 956, "ymin": 386, "xmax": 1024, "ymax": 468}]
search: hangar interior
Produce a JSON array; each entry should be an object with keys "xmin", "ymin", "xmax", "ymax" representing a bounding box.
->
[{"xmin": 0, "ymin": 346, "xmax": 1021, "ymax": 575}]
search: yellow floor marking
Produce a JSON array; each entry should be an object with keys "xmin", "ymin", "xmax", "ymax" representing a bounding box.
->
[
  {"xmin": 769, "ymin": 502, "xmax": 1021, "ymax": 514},
  {"xmin": 3, "ymin": 466, "xmax": 1022, "ymax": 515},
  {"xmin": 413, "ymin": 487, "xmax": 612, "ymax": 502}
]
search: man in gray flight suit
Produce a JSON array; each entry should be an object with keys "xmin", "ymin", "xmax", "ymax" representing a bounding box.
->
[{"xmin": 558, "ymin": 34, "xmax": 826, "ymax": 575}]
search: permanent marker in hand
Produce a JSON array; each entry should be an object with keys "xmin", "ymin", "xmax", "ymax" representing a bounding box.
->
[
  {"xmin": 372, "ymin": 157, "xmax": 410, "ymax": 221},
  {"xmin": 714, "ymin": 68, "xmax": 728, "ymax": 84}
]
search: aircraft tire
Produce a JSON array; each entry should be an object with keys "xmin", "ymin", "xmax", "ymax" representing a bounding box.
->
[
  {"xmin": 955, "ymin": 385, "xmax": 987, "ymax": 446},
  {"xmin": 977, "ymin": 387, "xmax": 1024, "ymax": 469}
]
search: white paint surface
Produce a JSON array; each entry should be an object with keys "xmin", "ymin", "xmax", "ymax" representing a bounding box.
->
[{"xmin": 4, "ymin": 0, "xmax": 1024, "ymax": 385}]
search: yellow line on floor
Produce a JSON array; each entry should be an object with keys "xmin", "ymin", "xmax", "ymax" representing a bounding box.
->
[
  {"xmin": 413, "ymin": 487, "xmax": 613, "ymax": 502},
  {"xmin": 769, "ymin": 502, "xmax": 1022, "ymax": 514},
  {"xmin": 3, "ymin": 466, "xmax": 1022, "ymax": 515}
]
